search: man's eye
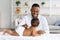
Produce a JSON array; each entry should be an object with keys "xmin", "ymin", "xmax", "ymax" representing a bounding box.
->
[
  {"xmin": 32, "ymin": 11, "xmax": 34, "ymax": 12},
  {"xmin": 36, "ymin": 11, "xmax": 39, "ymax": 12}
]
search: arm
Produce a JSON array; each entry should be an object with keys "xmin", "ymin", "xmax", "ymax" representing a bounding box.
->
[
  {"xmin": 19, "ymin": 16, "xmax": 27, "ymax": 27},
  {"xmin": 42, "ymin": 17, "xmax": 49, "ymax": 34},
  {"xmin": 37, "ymin": 30, "xmax": 46, "ymax": 35},
  {"xmin": 3, "ymin": 29, "xmax": 19, "ymax": 36},
  {"xmin": 15, "ymin": 16, "xmax": 28, "ymax": 36}
]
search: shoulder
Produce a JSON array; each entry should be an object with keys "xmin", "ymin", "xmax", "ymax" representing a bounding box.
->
[
  {"xmin": 38, "ymin": 15, "xmax": 47, "ymax": 20},
  {"xmin": 23, "ymin": 14, "xmax": 31, "ymax": 19}
]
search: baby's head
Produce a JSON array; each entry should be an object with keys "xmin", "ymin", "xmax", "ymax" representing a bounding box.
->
[{"xmin": 31, "ymin": 18, "xmax": 39, "ymax": 27}]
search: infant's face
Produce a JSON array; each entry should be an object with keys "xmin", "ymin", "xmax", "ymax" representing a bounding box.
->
[{"xmin": 33, "ymin": 22, "xmax": 39, "ymax": 27}]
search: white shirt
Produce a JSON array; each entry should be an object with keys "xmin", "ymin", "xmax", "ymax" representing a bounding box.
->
[{"xmin": 16, "ymin": 14, "xmax": 49, "ymax": 36}]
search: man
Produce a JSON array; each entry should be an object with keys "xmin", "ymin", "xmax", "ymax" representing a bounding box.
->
[{"xmin": 3, "ymin": 3, "xmax": 49, "ymax": 36}]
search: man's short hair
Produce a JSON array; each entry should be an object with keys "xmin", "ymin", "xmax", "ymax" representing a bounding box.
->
[
  {"xmin": 31, "ymin": 18, "xmax": 39, "ymax": 27},
  {"xmin": 32, "ymin": 3, "xmax": 40, "ymax": 8}
]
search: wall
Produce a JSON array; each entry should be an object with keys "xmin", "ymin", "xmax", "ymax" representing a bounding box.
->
[
  {"xmin": 0, "ymin": 0, "xmax": 13, "ymax": 28},
  {"xmin": 0, "ymin": 10, "xmax": 1, "ymax": 27}
]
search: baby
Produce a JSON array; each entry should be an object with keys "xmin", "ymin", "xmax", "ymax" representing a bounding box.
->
[
  {"xmin": 23, "ymin": 18, "xmax": 45, "ymax": 36},
  {"xmin": 3, "ymin": 18, "xmax": 45, "ymax": 36}
]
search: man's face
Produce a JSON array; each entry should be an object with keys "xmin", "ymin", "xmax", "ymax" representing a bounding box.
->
[{"xmin": 31, "ymin": 7, "xmax": 40, "ymax": 18}]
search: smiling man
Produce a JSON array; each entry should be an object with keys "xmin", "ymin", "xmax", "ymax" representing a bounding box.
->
[{"xmin": 16, "ymin": 3, "xmax": 49, "ymax": 36}]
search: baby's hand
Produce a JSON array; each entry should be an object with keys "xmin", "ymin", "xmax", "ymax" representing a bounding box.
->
[
  {"xmin": 37, "ymin": 30, "xmax": 45, "ymax": 35},
  {"xmin": 22, "ymin": 24, "xmax": 28, "ymax": 29}
]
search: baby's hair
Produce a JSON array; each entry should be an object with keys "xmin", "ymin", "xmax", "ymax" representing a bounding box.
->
[{"xmin": 31, "ymin": 18, "xmax": 39, "ymax": 27}]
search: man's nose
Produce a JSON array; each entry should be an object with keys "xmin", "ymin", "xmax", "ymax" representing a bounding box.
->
[
  {"xmin": 34, "ymin": 11, "xmax": 36, "ymax": 14},
  {"xmin": 34, "ymin": 12, "xmax": 37, "ymax": 15}
]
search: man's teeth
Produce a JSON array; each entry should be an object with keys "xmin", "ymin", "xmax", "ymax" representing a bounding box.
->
[{"xmin": 34, "ymin": 15, "xmax": 37, "ymax": 16}]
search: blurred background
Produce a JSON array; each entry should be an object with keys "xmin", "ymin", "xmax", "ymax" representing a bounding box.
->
[{"xmin": 0, "ymin": 0, "xmax": 60, "ymax": 34}]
